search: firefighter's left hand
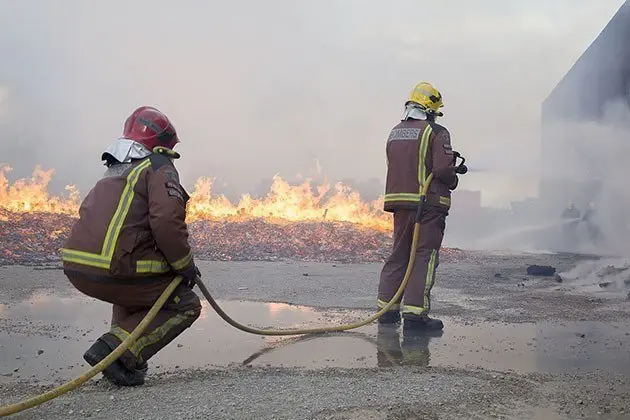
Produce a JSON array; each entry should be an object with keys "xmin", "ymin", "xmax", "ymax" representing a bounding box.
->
[{"xmin": 179, "ymin": 265, "xmax": 201, "ymax": 289}]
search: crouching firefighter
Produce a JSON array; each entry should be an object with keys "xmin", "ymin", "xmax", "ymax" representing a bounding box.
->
[
  {"xmin": 377, "ymin": 82, "xmax": 462, "ymax": 331},
  {"xmin": 61, "ymin": 106, "xmax": 202, "ymax": 386}
]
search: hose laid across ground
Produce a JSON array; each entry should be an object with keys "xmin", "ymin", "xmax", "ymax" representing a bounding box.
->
[
  {"xmin": 0, "ymin": 276, "xmax": 183, "ymax": 417},
  {"xmin": 198, "ymin": 222, "xmax": 419, "ymax": 335},
  {"xmin": 198, "ymin": 174, "xmax": 432, "ymax": 335},
  {"xmin": 197, "ymin": 238, "xmax": 412, "ymax": 334},
  {"xmin": 0, "ymin": 174, "xmax": 433, "ymax": 417}
]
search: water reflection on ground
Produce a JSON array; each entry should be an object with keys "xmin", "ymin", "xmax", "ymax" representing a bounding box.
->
[{"xmin": 1, "ymin": 294, "xmax": 629, "ymax": 384}]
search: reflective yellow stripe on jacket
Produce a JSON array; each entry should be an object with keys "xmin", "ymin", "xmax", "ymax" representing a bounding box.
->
[
  {"xmin": 384, "ymin": 125, "xmax": 433, "ymax": 204},
  {"xmin": 134, "ymin": 250, "xmax": 192, "ymax": 274},
  {"xmin": 136, "ymin": 260, "xmax": 171, "ymax": 274},
  {"xmin": 417, "ymin": 125, "xmax": 433, "ymax": 190},
  {"xmin": 383, "ymin": 193, "xmax": 422, "ymax": 203},
  {"xmin": 62, "ymin": 160, "xmax": 161, "ymax": 272}
]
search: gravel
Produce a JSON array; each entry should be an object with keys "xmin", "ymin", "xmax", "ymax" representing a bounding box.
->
[{"xmin": 0, "ymin": 367, "xmax": 567, "ymax": 420}]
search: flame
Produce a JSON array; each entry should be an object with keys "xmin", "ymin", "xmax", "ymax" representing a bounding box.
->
[
  {"xmin": 0, "ymin": 166, "xmax": 391, "ymax": 231},
  {"xmin": 0, "ymin": 165, "xmax": 80, "ymax": 214},
  {"xmin": 187, "ymin": 175, "xmax": 390, "ymax": 231}
]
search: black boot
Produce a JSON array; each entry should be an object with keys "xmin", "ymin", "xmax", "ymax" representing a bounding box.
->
[
  {"xmin": 403, "ymin": 315, "xmax": 444, "ymax": 331},
  {"xmin": 378, "ymin": 311, "xmax": 401, "ymax": 325},
  {"xmin": 83, "ymin": 339, "xmax": 147, "ymax": 387}
]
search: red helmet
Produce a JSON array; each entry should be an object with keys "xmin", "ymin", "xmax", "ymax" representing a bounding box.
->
[{"xmin": 122, "ymin": 106, "xmax": 180, "ymax": 151}]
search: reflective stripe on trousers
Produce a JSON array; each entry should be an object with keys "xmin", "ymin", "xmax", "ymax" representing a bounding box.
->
[
  {"xmin": 377, "ymin": 299, "xmax": 401, "ymax": 312},
  {"xmin": 109, "ymin": 311, "xmax": 196, "ymax": 363},
  {"xmin": 401, "ymin": 249, "xmax": 438, "ymax": 316}
]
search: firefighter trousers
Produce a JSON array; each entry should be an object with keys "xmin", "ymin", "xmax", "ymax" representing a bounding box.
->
[
  {"xmin": 67, "ymin": 274, "xmax": 202, "ymax": 370},
  {"xmin": 377, "ymin": 207, "xmax": 447, "ymax": 320}
]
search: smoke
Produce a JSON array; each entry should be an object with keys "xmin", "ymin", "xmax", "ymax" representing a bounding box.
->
[
  {"xmin": 0, "ymin": 0, "xmax": 625, "ymax": 206},
  {"xmin": 438, "ymin": 0, "xmax": 630, "ymax": 256},
  {"xmin": 450, "ymin": 96, "xmax": 630, "ymax": 256},
  {"xmin": 559, "ymin": 257, "xmax": 630, "ymax": 297},
  {"xmin": 448, "ymin": 98, "xmax": 630, "ymax": 255},
  {"xmin": 0, "ymin": 86, "xmax": 8, "ymax": 123},
  {"xmin": 540, "ymin": 99, "xmax": 630, "ymax": 255}
]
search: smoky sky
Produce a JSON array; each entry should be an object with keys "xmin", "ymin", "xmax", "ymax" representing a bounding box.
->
[{"xmin": 0, "ymin": 0, "xmax": 625, "ymax": 206}]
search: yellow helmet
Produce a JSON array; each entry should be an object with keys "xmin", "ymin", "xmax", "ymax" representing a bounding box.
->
[{"xmin": 407, "ymin": 82, "xmax": 444, "ymax": 116}]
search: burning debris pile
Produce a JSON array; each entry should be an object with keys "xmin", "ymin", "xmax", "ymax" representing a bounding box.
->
[
  {"xmin": 0, "ymin": 210, "xmax": 394, "ymax": 265},
  {"xmin": 0, "ymin": 166, "xmax": 468, "ymax": 265},
  {"xmin": 189, "ymin": 219, "xmax": 390, "ymax": 262},
  {"xmin": 0, "ymin": 209, "xmax": 73, "ymax": 265}
]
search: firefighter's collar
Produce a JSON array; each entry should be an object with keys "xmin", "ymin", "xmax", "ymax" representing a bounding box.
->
[
  {"xmin": 402, "ymin": 104, "xmax": 427, "ymax": 121},
  {"xmin": 102, "ymin": 138, "xmax": 152, "ymax": 165}
]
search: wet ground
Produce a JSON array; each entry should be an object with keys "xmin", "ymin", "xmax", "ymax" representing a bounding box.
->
[
  {"xmin": 2, "ymin": 296, "xmax": 630, "ymax": 384},
  {"xmin": 1, "ymin": 252, "xmax": 630, "ymax": 419}
]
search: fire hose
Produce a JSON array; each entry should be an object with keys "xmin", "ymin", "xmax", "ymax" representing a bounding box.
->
[
  {"xmin": 0, "ymin": 153, "xmax": 468, "ymax": 417},
  {"xmin": 0, "ymin": 277, "xmax": 183, "ymax": 417}
]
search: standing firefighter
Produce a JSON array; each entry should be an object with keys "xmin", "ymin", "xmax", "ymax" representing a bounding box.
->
[
  {"xmin": 377, "ymin": 82, "xmax": 459, "ymax": 331},
  {"xmin": 61, "ymin": 106, "xmax": 202, "ymax": 386}
]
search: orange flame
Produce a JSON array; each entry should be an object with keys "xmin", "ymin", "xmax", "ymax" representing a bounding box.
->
[
  {"xmin": 0, "ymin": 165, "xmax": 80, "ymax": 214},
  {"xmin": 186, "ymin": 175, "xmax": 390, "ymax": 231},
  {"xmin": 0, "ymin": 166, "xmax": 391, "ymax": 231}
]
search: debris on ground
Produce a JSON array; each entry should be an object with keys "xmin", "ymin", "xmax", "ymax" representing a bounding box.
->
[
  {"xmin": 599, "ymin": 279, "xmax": 630, "ymax": 289},
  {"xmin": 0, "ymin": 210, "xmax": 471, "ymax": 265},
  {"xmin": 595, "ymin": 264, "xmax": 630, "ymax": 278},
  {"xmin": 526, "ymin": 265, "xmax": 557, "ymax": 277}
]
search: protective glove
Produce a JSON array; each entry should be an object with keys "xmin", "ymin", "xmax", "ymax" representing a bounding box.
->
[{"xmin": 178, "ymin": 265, "xmax": 201, "ymax": 289}]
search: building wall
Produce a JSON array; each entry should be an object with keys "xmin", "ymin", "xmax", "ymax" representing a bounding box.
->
[{"xmin": 540, "ymin": 1, "xmax": 630, "ymax": 209}]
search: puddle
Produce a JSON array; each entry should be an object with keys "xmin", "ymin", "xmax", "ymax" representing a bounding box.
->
[{"xmin": 1, "ymin": 294, "xmax": 629, "ymax": 383}]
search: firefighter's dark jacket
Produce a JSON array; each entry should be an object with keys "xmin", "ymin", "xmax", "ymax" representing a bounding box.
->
[
  {"xmin": 62, "ymin": 153, "xmax": 195, "ymax": 282},
  {"xmin": 384, "ymin": 118, "xmax": 458, "ymax": 212}
]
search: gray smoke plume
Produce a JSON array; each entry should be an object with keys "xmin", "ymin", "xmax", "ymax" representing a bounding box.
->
[
  {"xmin": 540, "ymin": 99, "xmax": 630, "ymax": 255},
  {"xmin": 0, "ymin": 0, "xmax": 626, "ymax": 217}
]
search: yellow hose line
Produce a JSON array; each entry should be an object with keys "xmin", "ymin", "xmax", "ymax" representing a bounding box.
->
[
  {"xmin": 197, "ymin": 174, "xmax": 433, "ymax": 336},
  {"xmin": 0, "ymin": 174, "xmax": 434, "ymax": 417},
  {"xmin": 198, "ymin": 223, "xmax": 418, "ymax": 335},
  {"xmin": 0, "ymin": 276, "xmax": 183, "ymax": 417}
]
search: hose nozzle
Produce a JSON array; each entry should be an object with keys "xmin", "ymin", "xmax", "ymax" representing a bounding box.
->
[{"xmin": 453, "ymin": 151, "xmax": 468, "ymax": 174}]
